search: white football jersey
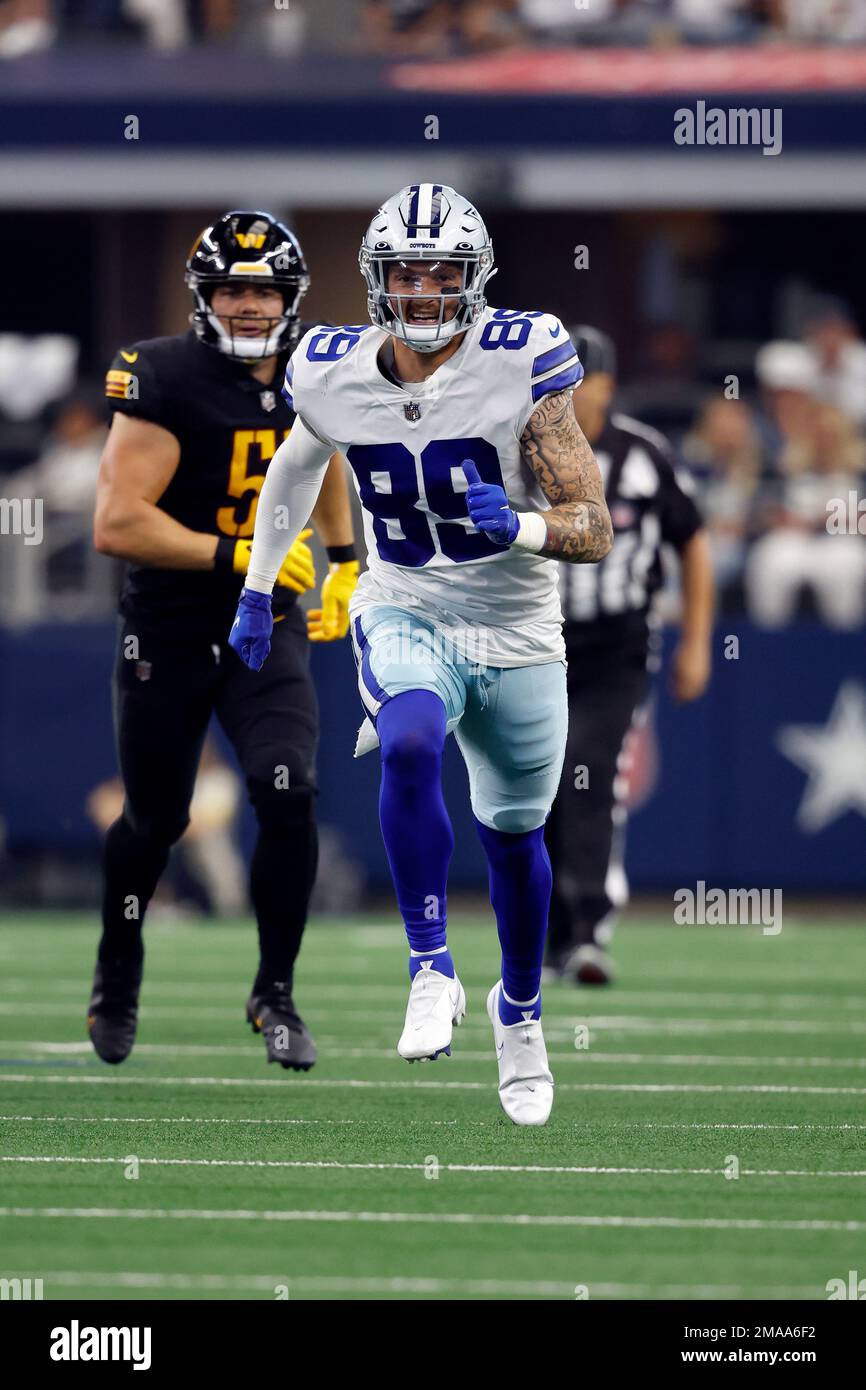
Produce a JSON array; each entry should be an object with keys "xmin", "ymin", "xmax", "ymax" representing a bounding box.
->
[{"xmin": 284, "ymin": 307, "xmax": 584, "ymax": 667}]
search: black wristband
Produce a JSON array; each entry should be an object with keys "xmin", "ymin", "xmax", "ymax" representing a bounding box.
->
[
  {"xmin": 214, "ymin": 537, "xmax": 238, "ymax": 573},
  {"xmin": 326, "ymin": 544, "xmax": 357, "ymax": 565}
]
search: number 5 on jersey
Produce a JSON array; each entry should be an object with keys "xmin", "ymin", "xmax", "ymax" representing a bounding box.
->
[{"xmin": 217, "ymin": 428, "xmax": 290, "ymax": 538}]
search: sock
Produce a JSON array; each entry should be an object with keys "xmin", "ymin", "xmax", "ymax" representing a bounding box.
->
[
  {"xmin": 377, "ymin": 690, "xmax": 453, "ymax": 961},
  {"xmin": 474, "ymin": 818, "xmax": 552, "ymax": 1013},
  {"xmin": 251, "ymin": 816, "xmax": 318, "ymax": 993},
  {"xmin": 498, "ymin": 984, "xmax": 542, "ymax": 1026},
  {"xmin": 409, "ymin": 945, "xmax": 455, "ymax": 980},
  {"xmin": 98, "ymin": 814, "xmax": 168, "ymax": 968}
]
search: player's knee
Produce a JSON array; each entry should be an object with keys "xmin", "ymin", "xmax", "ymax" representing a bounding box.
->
[
  {"xmin": 481, "ymin": 806, "xmax": 548, "ymax": 838},
  {"xmin": 476, "ymin": 804, "xmax": 549, "ymax": 842},
  {"xmin": 493, "ymin": 808, "xmax": 546, "ymax": 836},
  {"xmin": 248, "ymin": 778, "xmax": 316, "ymax": 833},
  {"xmin": 380, "ymin": 725, "xmax": 444, "ymax": 788},
  {"xmin": 380, "ymin": 730, "xmax": 442, "ymax": 790},
  {"xmin": 122, "ymin": 807, "xmax": 189, "ymax": 848}
]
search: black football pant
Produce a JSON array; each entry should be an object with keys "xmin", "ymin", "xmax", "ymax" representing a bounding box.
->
[
  {"xmin": 545, "ymin": 631, "xmax": 650, "ymax": 959},
  {"xmin": 99, "ymin": 605, "xmax": 319, "ymax": 991}
]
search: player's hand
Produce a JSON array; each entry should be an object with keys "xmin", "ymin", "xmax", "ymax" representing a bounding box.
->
[
  {"xmin": 307, "ymin": 560, "xmax": 359, "ymax": 642},
  {"xmin": 461, "ymin": 460, "xmax": 519, "ymax": 545},
  {"xmin": 229, "ymin": 588, "xmax": 273, "ymax": 671},
  {"xmin": 232, "ymin": 530, "xmax": 315, "ymax": 594},
  {"xmin": 670, "ymin": 636, "xmax": 711, "ymax": 703}
]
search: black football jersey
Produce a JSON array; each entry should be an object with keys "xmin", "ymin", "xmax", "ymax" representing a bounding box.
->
[
  {"xmin": 559, "ymin": 411, "xmax": 703, "ymax": 642},
  {"xmin": 104, "ymin": 329, "xmax": 299, "ymax": 633}
]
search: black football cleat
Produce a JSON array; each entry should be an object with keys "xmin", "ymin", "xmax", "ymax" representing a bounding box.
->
[
  {"xmin": 246, "ymin": 982, "xmax": 316, "ymax": 1071},
  {"xmin": 87, "ymin": 956, "xmax": 142, "ymax": 1064}
]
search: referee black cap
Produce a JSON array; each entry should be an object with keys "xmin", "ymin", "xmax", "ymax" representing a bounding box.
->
[{"xmin": 570, "ymin": 325, "xmax": 617, "ymax": 379}]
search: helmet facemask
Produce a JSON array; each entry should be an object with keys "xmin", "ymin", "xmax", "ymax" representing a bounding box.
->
[
  {"xmin": 191, "ymin": 277, "xmax": 308, "ymax": 361},
  {"xmin": 360, "ymin": 249, "xmax": 496, "ymax": 354}
]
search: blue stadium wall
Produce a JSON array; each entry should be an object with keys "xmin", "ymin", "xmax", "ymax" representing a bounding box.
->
[{"xmin": 2, "ymin": 620, "xmax": 864, "ymax": 894}]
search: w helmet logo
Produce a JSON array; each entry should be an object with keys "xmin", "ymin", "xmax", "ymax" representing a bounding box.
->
[{"xmin": 235, "ymin": 231, "xmax": 267, "ymax": 249}]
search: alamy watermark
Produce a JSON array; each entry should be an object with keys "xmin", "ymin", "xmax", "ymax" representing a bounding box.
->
[
  {"xmin": 674, "ymin": 880, "xmax": 782, "ymax": 935},
  {"xmin": 1, "ymin": 1276, "xmax": 43, "ymax": 1299},
  {"xmin": 826, "ymin": 1270, "xmax": 866, "ymax": 1299},
  {"xmin": 674, "ymin": 101, "xmax": 782, "ymax": 157},
  {"xmin": 50, "ymin": 1321, "xmax": 152, "ymax": 1370},
  {"xmin": 0, "ymin": 497, "xmax": 43, "ymax": 545},
  {"xmin": 375, "ymin": 623, "xmax": 489, "ymax": 672},
  {"xmin": 826, "ymin": 492, "xmax": 866, "ymax": 535}
]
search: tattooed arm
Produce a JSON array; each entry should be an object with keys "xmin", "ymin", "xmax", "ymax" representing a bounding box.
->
[{"xmin": 519, "ymin": 390, "xmax": 613, "ymax": 563}]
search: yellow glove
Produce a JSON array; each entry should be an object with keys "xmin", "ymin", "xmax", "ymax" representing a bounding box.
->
[
  {"xmin": 307, "ymin": 560, "xmax": 359, "ymax": 642},
  {"xmin": 232, "ymin": 529, "xmax": 316, "ymax": 595}
]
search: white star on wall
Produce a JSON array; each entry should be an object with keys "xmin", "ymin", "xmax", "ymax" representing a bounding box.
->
[{"xmin": 776, "ymin": 681, "xmax": 866, "ymax": 833}]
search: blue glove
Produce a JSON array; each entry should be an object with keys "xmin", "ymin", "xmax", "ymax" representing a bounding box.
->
[
  {"xmin": 461, "ymin": 460, "xmax": 519, "ymax": 545},
  {"xmin": 229, "ymin": 587, "xmax": 273, "ymax": 671}
]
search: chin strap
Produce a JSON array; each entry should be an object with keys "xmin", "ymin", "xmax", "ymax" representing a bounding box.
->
[
  {"xmin": 205, "ymin": 309, "xmax": 285, "ymax": 360},
  {"xmin": 392, "ymin": 314, "xmax": 464, "ymax": 355}
]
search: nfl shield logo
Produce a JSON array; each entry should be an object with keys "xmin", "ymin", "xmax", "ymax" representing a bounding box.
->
[
  {"xmin": 135, "ymin": 660, "xmax": 152, "ymax": 682},
  {"xmin": 260, "ymin": 390, "xmax": 277, "ymax": 412},
  {"xmin": 404, "ymin": 401, "xmax": 422, "ymax": 422}
]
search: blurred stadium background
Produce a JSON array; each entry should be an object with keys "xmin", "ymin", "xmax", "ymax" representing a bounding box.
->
[{"xmin": 1, "ymin": 0, "xmax": 865, "ymax": 919}]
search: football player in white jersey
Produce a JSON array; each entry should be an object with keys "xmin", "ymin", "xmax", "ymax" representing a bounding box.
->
[{"xmin": 230, "ymin": 184, "xmax": 612, "ymax": 1125}]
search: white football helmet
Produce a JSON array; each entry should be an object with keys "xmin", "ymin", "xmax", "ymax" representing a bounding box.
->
[{"xmin": 359, "ymin": 184, "xmax": 497, "ymax": 353}]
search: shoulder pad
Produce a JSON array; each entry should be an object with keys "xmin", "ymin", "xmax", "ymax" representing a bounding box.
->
[{"xmin": 477, "ymin": 310, "xmax": 582, "ymax": 399}]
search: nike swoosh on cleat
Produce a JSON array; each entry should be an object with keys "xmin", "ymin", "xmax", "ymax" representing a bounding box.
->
[
  {"xmin": 120, "ymin": 350, "xmax": 139, "ymax": 363},
  {"xmin": 548, "ymin": 325, "xmax": 561, "ymax": 337},
  {"xmin": 496, "ymin": 1042, "xmax": 504, "ymax": 1058}
]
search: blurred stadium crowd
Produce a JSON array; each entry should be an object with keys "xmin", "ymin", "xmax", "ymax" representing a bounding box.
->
[
  {"xmin": 1, "ymin": 0, "xmax": 865, "ymax": 58},
  {"xmin": 2, "ymin": 293, "xmax": 865, "ymax": 627}
]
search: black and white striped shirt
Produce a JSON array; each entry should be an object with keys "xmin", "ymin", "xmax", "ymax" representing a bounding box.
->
[{"xmin": 560, "ymin": 412, "xmax": 702, "ymax": 633}]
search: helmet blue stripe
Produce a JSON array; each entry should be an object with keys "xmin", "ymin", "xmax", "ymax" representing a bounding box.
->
[
  {"xmin": 406, "ymin": 184, "xmax": 421, "ymax": 236},
  {"xmin": 429, "ymin": 184, "xmax": 444, "ymax": 235}
]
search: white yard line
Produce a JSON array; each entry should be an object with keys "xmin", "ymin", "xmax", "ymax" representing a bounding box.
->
[
  {"xmin": 24, "ymin": 1270, "xmax": 819, "ymax": 1298},
  {"xmin": 2, "ymin": 1001, "xmax": 866, "ymax": 1035},
  {"xmin": 0, "ymin": 1073, "xmax": 865, "ymax": 1095},
  {"xmin": 2, "ymin": 978, "xmax": 865, "ymax": 1013},
  {"xmin": 1, "ymin": 1206, "xmax": 863, "ymax": 1233},
  {"xmin": 3, "ymin": 1155, "xmax": 865, "ymax": 1178},
  {"xmin": 3, "ymin": 1114, "xmax": 865, "ymax": 1131},
  {"xmin": 0, "ymin": 1113, "xmax": 464, "ymax": 1127},
  {"xmin": 645, "ymin": 1121, "xmax": 866, "ymax": 1130},
  {"xmin": 4, "ymin": 1041, "xmax": 866, "ymax": 1068}
]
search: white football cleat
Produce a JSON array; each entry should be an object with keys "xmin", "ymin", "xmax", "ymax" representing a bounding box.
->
[
  {"xmin": 397, "ymin": 961, "xmax": 466, "ymax": 1062},
  {"xmin": 486, "ymin": 981, "xmax": 554, "ymax": 1126}
]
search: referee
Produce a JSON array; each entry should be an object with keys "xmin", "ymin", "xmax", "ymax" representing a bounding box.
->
[{"xmin": 545, "ymin": 326, "xmax": 714, "ymax": 985}]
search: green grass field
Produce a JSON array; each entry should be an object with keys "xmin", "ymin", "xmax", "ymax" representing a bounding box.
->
[{"xmin": 1, "ymin": 911, "xmax": 865, "ymax": 1301}]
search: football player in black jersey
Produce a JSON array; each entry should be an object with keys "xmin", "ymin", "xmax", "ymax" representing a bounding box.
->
[
  {"xmin": 545, "ymin": 326, "xmax": 714, "ymax": 986},
  {"xmin": 88, "ymin": 211, "xmax": 358, "ymax": 1070}
]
